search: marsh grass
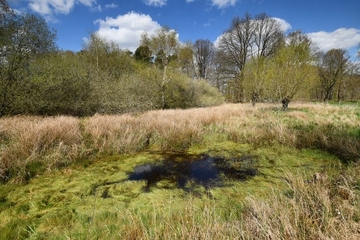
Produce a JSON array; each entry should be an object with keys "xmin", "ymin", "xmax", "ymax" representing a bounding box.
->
[
  {"xmin": 0, "ymin": 116, "xmax": 82, "ymax": 183},
  {"xmin": 0, "ymin": 102, "xmax": 360, "ymax": 238},
  {"xmin": 1, "ymin": 102, "xmax": 359, "ymax": 183},
  {"xmin": 0, "ymin": 153, "xmax": 358, "ymax": 239},
  {"xmin": 240, "ymin": 169, "xmax": 360, "ymax": 240}
]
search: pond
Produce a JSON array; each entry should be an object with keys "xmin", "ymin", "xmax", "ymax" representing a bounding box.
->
[{"xmin": 127, "ymin": 154, "xmax": 258, "ymax": 192}]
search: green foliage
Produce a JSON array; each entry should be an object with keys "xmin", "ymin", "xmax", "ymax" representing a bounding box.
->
[
  {"xmin": 0, "ymin": 26, "xmax": 223, "ymax": 116},
  {"xmin": 134, "ymin": 45, "xmax": 152, "ymax": 63},
  {"xmin": 243, "ymin": 31, "xmax": 317, "ymax": 103},
  {"xmin": 0, "ymin": 12, "xmax": 57, "ymax": 116},
  {"xmin": 25, "ymin": 52, "xmax": 97, "ymax": 116},
  {"xmin": 165, "ymin": 71, "xmax": 224, "ymax": 109}
]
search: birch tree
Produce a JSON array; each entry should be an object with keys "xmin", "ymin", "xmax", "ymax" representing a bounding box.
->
[{"xmin": 141, "ymin": 27, "xmax": 179, "ymax": 109}]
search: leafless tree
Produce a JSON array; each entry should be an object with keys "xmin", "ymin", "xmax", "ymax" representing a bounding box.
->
[
  {"xmin": 193, "ymin": 39, "xmax": 215, "ymax": 79},
  {"xmin": 217, "ymin": 13, "xmax": 284, "ymax": 102},
  {"xmin": 318, "ymin": 49, "xmax": 350, "ymax": 102},
  {"xmin": 252, "ymin": 13, "xmax": 284, "ymax": 59},
  {"xmin": 0, "ymin": 0, "xmax": 9, "ymax": 10}
]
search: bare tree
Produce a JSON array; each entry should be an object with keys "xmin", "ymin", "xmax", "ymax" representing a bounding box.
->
[
  {"xmin": 217, "ymin": 13, "xmax": 284, "ymax": 102},
  {"xmin": 252, "ymin": 13, "xmax": 284, "ymax": 59},
  {"xmin": 0, "ymin": 0, "xmax": 9, "ymax": 11},
  {"xmin": 318, "ymin": 49, "xmax": 349, "ymax": 102},
  {"xmin": 193, "ymin": 39, "xmax": 215, "ymax": 79},
  {"xmin": 206, "ymin": 49, "xmax": 232, "ymax": 92}
]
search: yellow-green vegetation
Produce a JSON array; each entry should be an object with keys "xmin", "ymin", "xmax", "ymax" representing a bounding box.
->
[{"xmin": 1, "ymin": 103, "xmax": 360, "ymax": 239}]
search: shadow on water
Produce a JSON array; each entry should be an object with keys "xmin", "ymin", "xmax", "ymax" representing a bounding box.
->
[{"xmin": 127, "ymin": 154, "xmax": 258, "ymax": 192}]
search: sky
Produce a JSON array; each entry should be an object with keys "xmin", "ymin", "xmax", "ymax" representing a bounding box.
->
[{"xmin": 7, "ymin": 0, "xmax": 360, "ymax": 59}]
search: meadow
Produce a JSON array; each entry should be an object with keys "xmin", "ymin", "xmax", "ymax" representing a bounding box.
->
[{"xmin": 0, "ymin": 102, "xmax": 359, "ymax": 239}]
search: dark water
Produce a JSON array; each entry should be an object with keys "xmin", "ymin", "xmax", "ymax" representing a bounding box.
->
[{"xmin": 128, "ymin": 154, "xmax": 257, "ymax": 192}]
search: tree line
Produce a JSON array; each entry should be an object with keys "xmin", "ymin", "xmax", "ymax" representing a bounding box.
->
[{"xmin": 1, "ymin": 1, "xmax": 359, "ymax": 116}]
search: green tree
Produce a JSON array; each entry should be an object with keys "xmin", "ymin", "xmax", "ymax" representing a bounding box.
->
[
  {"xmin": 177, "ymin": 42, "xmax": 195, "ymax": 78},
  {"xmin": 0, "ymin": 12, "xmax": 57, "ymax": 115},
  {"xmin": 164, "ymin": 70, "xmax": 224, "ymax": 109},
  {"xmin": 134, "ymin": 45, "xmax": 152, "ymax": 64},
  {"xmin": 242, "ymin": 57, "xmax": 267, "ymax": 106},
  {"xmin": 82, "ymin": 32, "xmax": 135, "ymax": 79},
  {"xmin": 26, "ymin": 51, "xmax": 97, "ymax": 116},
  {"xmin": 141, "ymin": 27, "xmax": 179, "ymax": 109},
  {"xmin": 342, "ymin": 62, "xmax": 360, "ymax": 101},
  {"xmin": 268, "ymin": 31, "xmax": 315, "ymax": 110},
  {"xmin": 244, "ymin": 30, "xmax": 315, "ymax": 109}
]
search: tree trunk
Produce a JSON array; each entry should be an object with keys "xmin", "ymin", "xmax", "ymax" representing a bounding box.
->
[
  {"xmin": 281, "ymin": 97, "xmax": 290, "ymax": 111},
  {"xmin": 161, "ymin": 65, "xmax": 168, "ymax": 109},
  {"xmin": 252, "ymin": 92, "xmax": 258, "ymax": 107}
]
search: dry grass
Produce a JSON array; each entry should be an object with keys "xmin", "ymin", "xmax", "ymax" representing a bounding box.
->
[
  {"xmin": 114, "ymin": 169, "xmax": 360, "ymax": 240},
  {"xmin": 1, "ymin": 102, "xmax": 359, "ymax": 183},
  {"xmin": 83, "ymin": 114, "xmax": 149, "ymax": 154},
  {"xmin": 0, "ymin": 116, "xmax": 82, "ymax": 183},
  {"xmin": 240, "ymin": 169, "xmax": 360, "ymax": 240}
]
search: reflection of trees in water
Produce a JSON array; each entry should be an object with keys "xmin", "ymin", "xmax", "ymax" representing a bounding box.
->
[{"xmin": 128, "ymin": 155, "xmax": 258, "ymax": 192}]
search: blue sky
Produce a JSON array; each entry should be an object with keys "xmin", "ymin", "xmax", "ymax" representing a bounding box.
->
[{"xmin": 8, "ymin": 0, "xmax": 360, "ymax": 59}]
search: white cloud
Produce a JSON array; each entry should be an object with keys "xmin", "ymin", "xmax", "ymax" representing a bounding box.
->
[
  {"xmin": 78, "ymin": 0, "xmax": 95, "ymax": 7},
  {"xmin": 308, "ymin": 28, "xmax": 360, "ymax": 52},
  {"xmin": 105, "ymin": 3, "xmax": 118, "ymax": 9},
  {"xmin": 95, "ymin": 12, "xmax": 161, "ymax": 52},
  {"xmin": 28, "ymin": 0, "xmax": 96, "ymax": 16},
  {"xmin": 186, "ymin": 0, "xmax": 195, "ymax": 2},
  {"xmin": 272, "ymin": 17, "xmax": 292, "ymax": 32},
  {"xmin": 211, "ymin": 0, "xmax": 237, "ymax": 8},
  {"xmin": 29, "ymin": 0, "xmax": 74, "ymax": 15},
  {"xmin": 143, "ymin": 0, "xmax": 167, "ymax": 7}
]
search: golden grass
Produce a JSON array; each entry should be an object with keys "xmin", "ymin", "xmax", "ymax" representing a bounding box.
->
[
  {"xmin": 240, "ymin": 169, "xmax": 360, "ymax": 240},
  {"xmin": 83, "ymin": 113, "xmax": 148, "ymax": 154},
  {"xmin": 1, "ymin": 102, "xmax": 359, "ymax": 183},
  {"xmin": 0, "ymin": 116, "xmax": 82, "ymax": 183}
]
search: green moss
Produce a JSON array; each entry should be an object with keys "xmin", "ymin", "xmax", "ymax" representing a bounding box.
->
[{"xmin": 0, "ymin": 141, "xmax": 347, "ymax": 239}]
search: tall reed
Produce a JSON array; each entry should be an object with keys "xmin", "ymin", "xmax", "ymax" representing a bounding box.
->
[{"xmin": 0, "ymin": 116, "xmax": 82, "ymax": 183}]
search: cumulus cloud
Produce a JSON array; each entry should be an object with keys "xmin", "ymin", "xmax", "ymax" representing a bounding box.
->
[
  {"xmin": 308, "ymin": 28, "xmax": 360, "ymax": 52},
  {"xmin": 143, "ymin": 0, "xmax": 167, "ymax": 7},
  {"xmin": 94, "ymin": 12, "xmax": 161, "ymax": 52},
  {"xmin": 28, "ymin": 0, "xmax": 96, "ymax": 18},
  {"xmin": 272, "ymin": 17, "xmax": 292, "ymax": 32},
  {"xmin": 211, "ymin": 0, "xmax": 237, "ymax": 8}
]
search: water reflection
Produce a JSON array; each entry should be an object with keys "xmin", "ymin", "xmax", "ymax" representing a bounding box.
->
[{"xmin": 128, "ymin": 155, "xmax": 257, "ymax": 192}]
